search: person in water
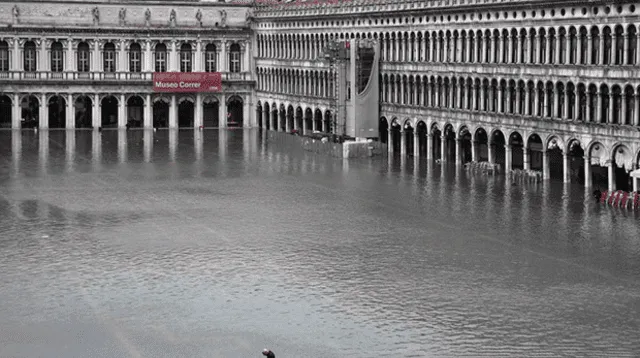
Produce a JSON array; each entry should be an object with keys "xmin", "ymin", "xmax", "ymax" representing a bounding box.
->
[
  {"xmin": 262, "ymin": 348, "xmax": 276, "ymax": 358},
  {"xmin": 593, "ymin": 189, "xmax": 602, "ymax": 203}
]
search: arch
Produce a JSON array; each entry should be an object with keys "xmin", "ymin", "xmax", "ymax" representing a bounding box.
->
[
  {"xmin": 48, "ymin": 95, "xmax": 66, "ymax": 129},
  {"xmin": 227, "ymin": 95, "xmax": 243, "ymax": 127},
  {"xmin": 178, "ymin": 99, "xmax": 194, "ymax": 128},
  {"xmin": 474, "ymin": 127, "xmax": 489, "ymax": 162},
  {"xmin": 20, "ymin": 94, "xmax": 39, "ymax": 128},
  {"xmin": 0, "ymin": 94, "xmax": 12, "ymax": 128},
  {"xmin": 74, "ymin": 95, "xmax": 93, "ymax": 128},
  {"xmin": 611, "ymin": 143, "xmax": 634, "ymax": 190}
]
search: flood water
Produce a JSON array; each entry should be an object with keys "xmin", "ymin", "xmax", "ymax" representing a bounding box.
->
[{"xmin": 0, "ymin": 129, "xmax": 639, "ymax": 358}]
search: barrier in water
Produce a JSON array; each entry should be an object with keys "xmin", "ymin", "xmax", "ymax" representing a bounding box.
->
[
  {"xmin": 599, "ymin": 190, "xmax": 640, "ymax": 210},
  {"xmin": 464, "ymin": 161, "xmax": 501, "ymax": 176},
  {"xmin": 265, "ymin": 131, "xmax": 384, "ymax": 159}
]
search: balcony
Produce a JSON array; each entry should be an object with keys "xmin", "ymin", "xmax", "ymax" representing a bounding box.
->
[{"xmin": 0, "ymin": 71, "xmax": 253, "ymax": 83}]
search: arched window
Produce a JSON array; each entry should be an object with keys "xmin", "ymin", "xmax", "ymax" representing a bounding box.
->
[
  {"xmin": 205, "ymin": 44, "xmax": 217, "ymax": 72},
  {"xmin": 0, "ymin": 41, "xmax": 8, "ymax": 72},
  {"xmin": 129, "ymin": 43, "xmax": 142, "ymax": 72},
  {"xmin": 103, "ymin": 42, "xmax": 116, "ymax": 72},
  {"xmin": 180, "ymin": 43, "xmax": 192, "ymax": 72},
  {"xmin": 24, "ymin": 41, "xmax": 37, "ymax": 72},
  {"xmin": 77, "ymin": 42, "xmax": 90, "ymax": 72},
  {"xmin": 50, "ymin": 41, "xmax": 64, "ymax": 72},
  {"xmin": 229, "ymin": 43, "xmax": 241, "ymax": 73},
  {"xmin": 155, "ymin": 43, "xmax": 167, "ymax": 72}
]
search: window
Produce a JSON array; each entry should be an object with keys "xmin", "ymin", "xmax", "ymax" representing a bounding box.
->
[
  {"xmin": 180, "ymin": 43, "xmax": 192, "ymax": 72},
  {"xmin": 0, "ymin": 41, "xmax": 8, "ymax": 71},
  {"xmin": 129, "ymin": 43, "xmax": 141, "ymax": 72},
  {"xmin": 103, "ymin": 42, "xmax": 116, "ymax": 72},
  {"xmin": 77, "ymin": 42, "xmax": 90, "ymax": 72},
  {"xmin": 51, "ymin": 42, "xmax": 63, "ymax": 72},
  {"xmin": 229, "ymin": 43, "xmax": 241, "ymax": 73},
  {"xmin": 24, "ymin": 41, "xmax": 37, "ymax": 72},
  {"xmin": 155, "ymin": 43, "xmax": 167, "ymax": 72},
  {"xmin": 205, "ymin": 44, "xmax": 217, "ymax": 72}
]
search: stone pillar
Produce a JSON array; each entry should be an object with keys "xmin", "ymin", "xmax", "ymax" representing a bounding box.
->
[
  {"xmin": 553, "ymin": 89, "xmax": 559, "ymax": 118},
  {"xmin": 562, "ymin": 153, "xmax": 570, "ymax": 183},
  {"xmin": 40, "ymin": 93, "xmax": 48, "ymax": 129},
  {"xmin": 426, "ymin": 133, "xmax": 433, "ymax": 159},
  {"xmin": 194, "ymin": 93, "xmax": 202, "ymax": 128},
  {"xmin": 414, "ymin": 132, "xmax": 420, "ymax": 157},
  {"xmin": 12, "ymin": 37, "xmax": 20, "ymax": 71},
  {"xmin": 598, "ymin": 29, "xmax": 605, "ymax": 65},
  {"xmin": 555, "ymin": 28, "xmax": 561, "ymax": 64},
  {"xmin": 498, "ymin": 88, "xmax": 503, "ymax": 113},
  {"xmin": 170, "ymin": 41, "xmax": 178, "ymax": 72},
  {"xmin": 93, "ymin": 40, "xmax": 101, "ymax": 72},
  {"xmin": 623, "ymin": 34, "xmax": 629, "ymax": 64},
  {"xmin": 576, "ymin": 34, "xmax": 582, "ymax": 64},
  {"xmin": 505, "ymin": 144, "xmax": 512, "ymax": 173},
  {"xmin": 621, "ymin": 95, "xmax": 628, "ymax": 125},
  {"xmin": 195, "ymin": 40, "xmax": 202, "ymax": 72},
  {"xmin": 66, "ymin": 39, "xmax": 75, "ymax": 72},
  {"xmin": 608, "ymin": 93, "xmax": 614, "ymax": 124},
  {"xmin": 12, "ymin": 93, "xmax": 20, "ymax": 129},
  {"xmin": 66, "ymin": 93, "xmax": 74, "ymax": 129},
  {"xmin": 574, "ymin": 90, "xmax": 580, "ymax": 121},
  {"xmin": 119, "ymin": 93, "xmax": 126, "ymax": 128},
  {"xmin": 523, "ymin": 148, "xmax": 530, "ymax": 170},
  {"xmin": 635, "ymin": 95, "xmax": 640, "ymax": 126},
  {"xmin": 534, "ymin": 86, "xmax": 540, "ymax": 116},
  {"xmin": 563, "ymin": 90, "xmax": 570, "ymax": 119},
  {"xmin": 145, "ymin": 40, "xmax": 152, "ymax": 72},
  {"xmin": 119, "ymin": 40, "xmax": 127, "ymax": 72},
  {"xmin": 542, "ymin": 151, "xmax": 550, "ymax": 180},
  {"xmin": 400, "ymin": 130, "xmax": 406, "ymax": 155},
  {"xmin": 440, "ymin": 135, "xmax": 446, "ymax": 161},
  {"xmin": 144, "ymin": 94, "xmax": 152, "ymax": 128},
  {"xmin": 93, "ymin": 94, "xmax": 100, "ymax": 128},
  {"xmin": 243, "ymin": 97, "xmax": 251, "ymax": 128},
  {"xmin": 455, "ymin": 139, "xmax": 462, "ymax": 165},
  {"xmin": 388, "ymin": 129, "xmax": 393, "ymax": 153},
  {"xmin": 220, "ymin": 40, "xmax": 227, "ymax": 72},
  {"xmin": 471, "ymin": 140, "xmax": 477, "ymax": 162},
  {"xmin": 40, "ymin": 39, "xmax": 48, "ymax": 72},
  {"xmin": 488, "ymin": 143, "xmax": 495, "ymax": 164},
  {"xmin": 608, "ymin": 164, "xmax": 615, "ymax": 191},
  {"xmin": 169, "ymin": 94, "xmax": 177, "ymax": 128},
  {"xmin": 584, "ymin": 156, "xmax": 592, "ymax": 188},
  {"xmin": 218, "ymin": 93, "xmax": 226, "ymax": 128},
  {"xmin": 516, "ymin": 87, "xmax": 522, "ymax": 114}
]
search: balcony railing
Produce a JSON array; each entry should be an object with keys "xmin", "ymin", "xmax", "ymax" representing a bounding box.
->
[{"xmin": 0, "ymin": 71, "xmax": 253, "ymax": 82}]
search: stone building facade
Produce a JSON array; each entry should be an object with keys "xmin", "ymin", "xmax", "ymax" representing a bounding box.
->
[
  {"xmin": 0, "ymin": 0, "xmax": 255, "ymax": 130},
  {"xmin": 253, "ymin": 0, "xmax": 640, "ymax": 191}
]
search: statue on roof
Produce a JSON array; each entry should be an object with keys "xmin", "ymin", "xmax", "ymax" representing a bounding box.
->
[
  {"xmin": 118, "ymin": 8, "xmax": 127, "ymax": 26},
  {"xmin": 169, "ymin": 9, "xmax": 177, "ymax": 27},
  {"xmin": 12, "ymin": 5, "xmax": 20, "ymax": 24},
  {"xmin": 145, "ymin": 8, "xmax": 151, "ymax": 27},
  {"xmin": 196, "ymin": 9, "xmax": 203, "ymax": 27},
  {"xmin": 92, "ymin": 7, "xmax": 100, "ymax": 25},
  {"xmin": 219, "ymin": 10, "xmax": 227, "ymax": 28}
]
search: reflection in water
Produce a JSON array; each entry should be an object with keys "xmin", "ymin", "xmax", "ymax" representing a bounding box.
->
[{"xmin": 0, "ymin": 129, "xmax": 639, "ymax": 357}]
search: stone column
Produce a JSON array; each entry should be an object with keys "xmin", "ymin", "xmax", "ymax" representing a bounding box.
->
[
  {"xmin": 220, "ymin": 40, "xmax": 227, "ymax": 72},
  {"xmin": 243, "ymin": 97, "xmax": 251, "ymax": 128},
  {"xmin": 598, "ymin": 29, "xmax": 605, "ymax": 65},
  {"xmin": 118, "ymin": 94, "xmax": 126, "ymax": 128},
  {"xmin": 623, "ymin": 34, "xmax": 629, "ymax": 64},
  {"xmin": 555, "ymin": 28, "xmax": 561, "ymax": 64},
  {"xmin": 40, "ymin": 38, "xmax": 48, "ymax": 72},
  {"xmin": 414, "ymin": 132, "xmax": 420, "ymax": 157},
  {"xmin": 553, "ymin": 89, "xmax": 558, "ymax": 118},
  {"xmin": 621, "ymin": 95, "xmax": 628, "ymax": 125},
  {"xmin": 584, "ymin": 156, "xmax": 592, "ymax": 188},
  {"xmin": 525, "ymin": 88, "xmax": 531, "ymax": 115},
  {"xmin": 471, "ymin": 140, "xmax": 477, "ymax": 162},
  {"xmin": 440, "ymin": 135, "xmax": 446, "ymax": 161},
  {"xmin": 488, "ymin": 143, "xmax": 495, "ymax": 164},
  {"xmin": 219, "ymin": 93, "xmax": 227, "ymax": 128},
  {"xmin": 119, "ymin": 40, "xmax": 127, "ymax": 73},
  {"xmin": 93, "ymin": 94, "xmax": 100, "ymax": 128},
  {"xmin": 93, "ymin": 40, "xmax": 101, "ymax": 72},
  {"xmin": 66, "ymin": 93, "xmax": 74, "ymax": 129},
  {"xmin": 12, "ymin": 37, "xmax": 19, "ymax": 71},
  {"xmin": 455, "ymin": 139, "xmax": 462, "ymax": 165},
  {"xmin": 608, "ymin": 93, "xmax": 614, "ymax": 124},
  {"xmin": 195, "ymin": 40, "xmax": 202, "ymax": 72},
  {"xmin": 144, "ymin": 94, "xmax": 152, "ymax": 128},
  {"xmin": 426, "ymin": 133, "xmax": 433, "ymax": 159},
  {"xmin": 40, "ymin": 93, "xmax": 48, "ymax": 129},
  {"xmin": 170, "ymin": 40, "xmax": 178, "ymax": 72},
  {"xmin": 635, "ymin": 95, "xmax": 640, "ymax": 126},
  {"xmin": 563, "ymin": 90, "xmax": 570, "ymax": 119},
  {"xmin": 497, "ymin": 87, "xmax": 503, "ymax": 113},
  {"xmin": 523, "ymin": 148, "xmax": 530, "ymax": 170},
  {"xmin": 388, "ymin": 130, "xmax": 393, "ymax": 153},
  {"xmin": 504, "ymin": 144, "xmax": 512, "ymax": 173},
  {"xmin": 12, "ymin": 93, "xmax": 20, "ymax": 129},
  {"xmin": 535, "ymin": 34, "xmax": 541, "ymax": 63},
  {"xmin": 66, "ymin": 39, "xmax": 74, "ymax": 72},
  {"xmin": 562, "ymin": 153, "xmax": 570, "ymax": 183},
  {"xmin": 608, "ymin": 164, "xmax": 615, "ymax": 191},
  {"xmin": 400, "ymin": 130, "xmax": 406, "ymax": 155},
  {"xmin": 194, "ymin": 93, "xmax": 202, "ymax": 128},
  {"xmin": 576, "ymin": 34, "xmax": 582, "ymax": 64},
  {"xmin": 543, "ymin": 89, "xmax": 549, "ymax": 117},
  {"xmin": 542, "ymin": 151, "xmax": 550, "ymax": 180},
  {"xmin": 169, "ymin": 94, "xmax": 177, "ymax": 128}
]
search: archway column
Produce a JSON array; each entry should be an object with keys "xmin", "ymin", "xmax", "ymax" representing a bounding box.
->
[
  {"xmin": 426, "ymin": 133, "xmax": 433, "ymax": 159},
  {"xmin": 413, "ymin": 132, "xmax": 420, "ymax": 157},
  {"xmin": 523, "ymin": 148, "xmax": 530, "ymax": 170},
  {"xmin": 40, "ymin": 93, "xmax": 48, "ymax": 130},
  {"xmin": 542, "ymin": 150, "xmax": 550, "ymax": 180},
  {"xmin": 584, "ymin": 156, "xmax": 592, "ymax": 188},
  {"xmin": 66, "ymin": 94, "xmax": 74, "ymax": 129},
  {"xmin": 562, "ymin": 152, "xmax": 570, "ymax": 183},
  {"xmin": 93, "ymin": 94, "xmax": 100, "ymax": 128},
  {"xmin": 634, "ymin": 176, "xmax": 638, "ymax": 192},
  {"xmin": 302, "ymin": 115, "xmax": 308, "ymax": 135},
  {"xmin": 194, "ymin": 93, "xmax": 203, "ymax": 128},
  {"xmin": 471, "ymin": 140, "xmax": 477, "ymax": 162},
  {"xmin": 219, "ymin": 94, "xmax": 227, "ymax": 128},
  {"xmin": 455, "ymin": 138, "xmax": 462, "ymax": 165},
  {"xmin": 608, "ymin": 164, "xmax": 615, "ymax": 191},
  {"xmin": 387, "ymin": 129, "xmax": 393, "ymax": 153},
  {"xmin": 118, "ymin": 94, "xmax": 126, "ymax": 128},
  {"xmin": 488, "ymin": 143, "xmax": 495, "ymax": 164},
  {"xmin": 144, "ymin": 94, "xmax": 152, "ymax": 128},
  {"xmin": 243, "ymin": 98, "xmax": 250, "ymax": 128},
  {"xmin": 440, "ymin": 134, "xmax": 446, "ymax": 161},
  {"xmin": 400, "ymin": 129, "xmax": 406, "ymax": 155},
  {"xmin": 12, "ymin": 93, "xmax": 20, "ymax": 129},
  {"xmin": 505, "ymin": 144, "xmax": 512, "ymax": 173},
  {"xmin": 169, "ymin": 95, "xmax": 177, "ymax": 129}
]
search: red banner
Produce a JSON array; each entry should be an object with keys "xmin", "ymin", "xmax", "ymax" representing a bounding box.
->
[{"xmin": 153, "ymin": 72, "xmax": 222, "ymax": 93}]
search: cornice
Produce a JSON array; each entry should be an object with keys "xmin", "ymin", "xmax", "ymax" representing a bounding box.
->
[
  {"xmin": 0, "ymin": 0, "xmax": 250, "ymax": 8},
  {"xmin": 0, "ymin": 26, "xmax": 252, "ymax": 37}
]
